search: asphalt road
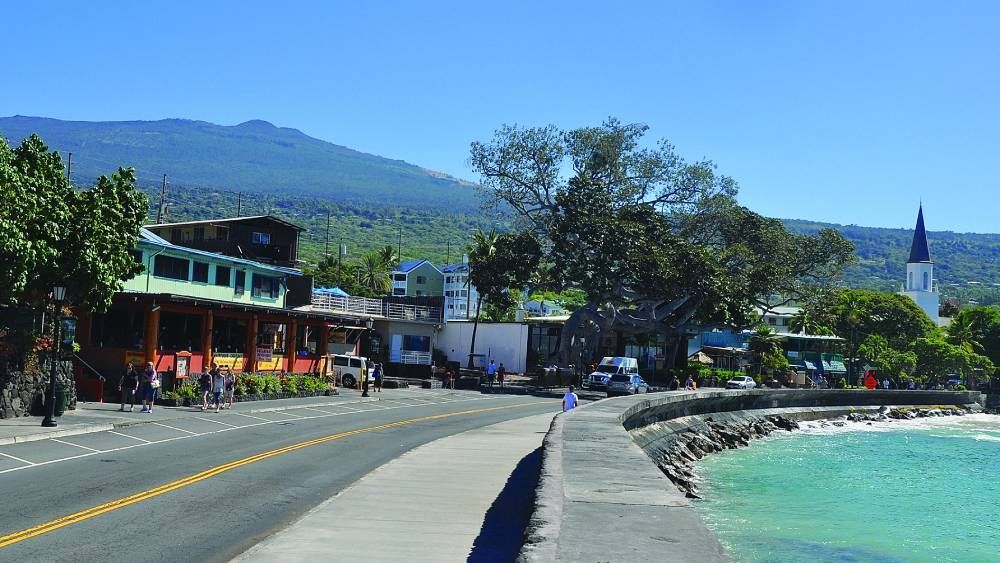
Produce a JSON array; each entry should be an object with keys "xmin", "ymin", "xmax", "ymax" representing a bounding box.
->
[{"xmin": 0, "ymin": 390, "xmax": 558, "ymax": 562}]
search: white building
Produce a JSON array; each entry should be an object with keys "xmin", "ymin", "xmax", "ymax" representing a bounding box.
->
[
  {"xmin": 524, "ymin": 299, "xmax": 567, "ymax": 317},
  {"xmin": 441, "ymin": 259, "xmax": 480, "ymax": 321},
  {"xmin": 900, "ymin": 205, "xmax": 940, "ymax": 325}
]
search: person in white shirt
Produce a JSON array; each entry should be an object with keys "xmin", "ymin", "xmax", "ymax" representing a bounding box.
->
[{"xmin": 562, "ymin": 386, "xmax": 579, "ymax": 412}]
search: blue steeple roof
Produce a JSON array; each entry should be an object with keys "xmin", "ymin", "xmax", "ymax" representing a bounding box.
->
[{"xmin": 907, "ymin": 205, "xmax": 931, "ymax": 263}]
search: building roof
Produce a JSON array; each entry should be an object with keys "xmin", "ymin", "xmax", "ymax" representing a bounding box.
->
[
  {"xmin": 395, "ymin": 259, "xmax": 442, "ymax": 274},
  {"xmin": 440, "ymin": 263, "xmax": 469, "ymax": 273},
  {"xmin": 907, "ymin": 205, "xmax": 932, "ymax": 263},
  {"xmin": 146, "ymin": 215, "xmax": 306, "ymax": 232},
  {"xmin": 138, "ymin": 228, "xmax": 303, "ymax": 276}
]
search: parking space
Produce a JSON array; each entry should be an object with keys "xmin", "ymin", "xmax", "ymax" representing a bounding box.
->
[
  {"xmin": 0, "ymin": 439, "xmax": 94, "ymax": 464},
  {"xmin": 51, "ymin": 431, "xmax": 141, "ymax": 452}
]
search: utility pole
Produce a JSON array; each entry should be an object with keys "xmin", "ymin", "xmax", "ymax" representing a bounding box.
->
[
  {"xmin": 156, "ymin": 174, "xmax": 167, "ymax": 224},
  {"xmin": 446, "ymin": 240, "xmax": 451, "ymax": 265},
  {"xmin": 236, "ymin": 192, "xmax": 242, "ymax": 217},
  {"xmin": 397, "ymin": 226, "xmax": 402, "ymax": 267},
  {"xmin": 338, "ymin": 237, "xmax": 344, "ymax": 287},
  {"xmin": 66, "ymin": 152, "xmax": 72, "ymax": 184},
  {"xmin": 324, "ymin": 209, "xmax": 331, "ymax": 259}
]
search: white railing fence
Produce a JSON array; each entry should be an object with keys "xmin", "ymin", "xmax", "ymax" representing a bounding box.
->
[{"xmin": 311, "ymin": 293, "xmax": 442, "ymax": 323}]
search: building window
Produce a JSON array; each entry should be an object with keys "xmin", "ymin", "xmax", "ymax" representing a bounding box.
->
[
  {"xmin": 923, "ymin": 272, "xmax": 929, "ymax": 290},
  {"xmin": 460, "ymin": 290, "xmax": 468, "ymax": 297},
  {"xmin": 393, "ymin": 273, "xmax": 406, "ymax": 282},
  {"xmin": 215, "ymin": 266, "xmax": 231, "ymax": 287},
  {"xmin": 252, "ymin": 274, "xmax": 280, "ymax": 299},
  {"xmin": 235, "ymin": 270, "xmax": 246, "ymax": 296},
  {"xmin": 170, "ymin": 228, "xmax": 181, "ymax": 242},
  {"xmin": 215, "ymin": 226, "xmax": 230, "ymax": 241},
  {"xmin": 768, "ymin": 317, "xmax": 777, "ymax": 326},
  {"xmin": 403, "ymin": 335, "xmax": 431, "ymax": 352},
  {"xmin": 908, "ymin": 272, "xmax": 913, "ymax": 290},
  {"xmin": 416, "ymin": 276, "xmax": 426, "ymax": 284},
  {"xmin": 393, "ymin": 288, "xmax": 405, "ymax": 295},
  {"xmin": 193, "ymin": 227, "xmax": 205, "ymax": 241},
  {"xmin": 252, "ymin": 231, "xmax": 271, "ymax": 245},
  {"xmin": 192, "ymin": 262, "xmax": 209, "ymax": 283},
  {"xmin": 153, "ymin": 255, "xmax": 190, "ymax": 281}
]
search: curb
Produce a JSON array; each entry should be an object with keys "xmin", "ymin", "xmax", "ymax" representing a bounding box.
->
[{"xmin": 0, "ymin": 396, "xmax": 384, "ymax": 445}]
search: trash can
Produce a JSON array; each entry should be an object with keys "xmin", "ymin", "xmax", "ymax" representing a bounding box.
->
[{"xmin": 54, "ymin": 384, "xmax": 69, "ymax": 417}]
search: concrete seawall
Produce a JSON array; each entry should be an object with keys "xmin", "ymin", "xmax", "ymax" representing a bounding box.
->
[{"xmin": 518, "ymin": 389, "xmax": 982, "ymax": 563}]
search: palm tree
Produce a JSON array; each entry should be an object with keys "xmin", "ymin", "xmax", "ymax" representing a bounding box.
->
[
  {"xmin": 946, "ymin": 314, "xmax": 984, "ymax": 355},
  {"xmin": 376, "ymin": 245, "xmax": 398, "ymax": 269},
  {"xmin": 466, "ymin": 229, "xmax": 499, "ymax": 368},
  {"xmin": 357, "ymin": 251, "xmax": 391, "ymax": 295},
  {"xmin": 748, "ymin": 324, "xmax": 783, "ymax": 376}
]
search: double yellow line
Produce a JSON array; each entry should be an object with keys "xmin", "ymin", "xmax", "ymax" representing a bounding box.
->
[{"xmin": 0, "ymin": 402, "xmax": 538, "ymax": 549}]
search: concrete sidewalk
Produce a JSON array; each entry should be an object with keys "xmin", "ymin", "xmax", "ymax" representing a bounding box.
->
[
  {"xmin": 237, "ymin": 412, "xmax": 556, "ymax": 563},
  {"xmin": 0, "ymin": 390, "xmax": 385, "ymax": 445}
]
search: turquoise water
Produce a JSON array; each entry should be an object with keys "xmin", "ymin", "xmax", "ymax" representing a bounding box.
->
[{"xmin": 694, "ymin": 414, "xmax": 1000, "ymax": 562}]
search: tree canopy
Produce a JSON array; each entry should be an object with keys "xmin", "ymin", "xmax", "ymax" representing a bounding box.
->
[
  {"xmin": 470, "ymin": 118, "xmax": 855, "ymax": 365},
  {"xmin": 0, "ymin": 134, "xmax": 147, "ymax": 312}
]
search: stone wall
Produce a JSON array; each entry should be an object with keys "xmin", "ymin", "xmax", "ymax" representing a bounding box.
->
[{"xmin": 0, "ymin": 357, "xmax": 76, "ymax": 419}]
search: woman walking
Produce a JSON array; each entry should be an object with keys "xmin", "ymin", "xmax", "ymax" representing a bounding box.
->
[
  {"xmin": 223, "ymin": 368, "xmax": 236, "ymax": 410},
  {"xmin": 140, "ymin": 362, "xmax": 160, "ymax": 413},
  {"xmin": 119, "ymin": 363, "xmax": 139, "ymax": 412},
  {"xmin": 200, "ymin": 365, "xmax": 217, "ymax": 411},
  {"xmin": 211, "ymin": 367, "xmax": 225, "ymax": 412}
]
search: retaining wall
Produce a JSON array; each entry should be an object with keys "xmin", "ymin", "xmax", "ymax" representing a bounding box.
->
[{"xmin": 518, "ymin": 389, "xmax": 983, "ymax": 563}]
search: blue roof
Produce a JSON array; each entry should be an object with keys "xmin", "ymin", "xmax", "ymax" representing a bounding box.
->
[
  {"xmin": 315, "ymin": 287, "xmax": 350, "ymax": 297},
  {"xmin": 908, "ymin": 205, "xmax": 932, "ymax": 263},
  {"xmin": 137, "ymin": 228, "xmax": 302, "ymax": 276},
  {"xmin": 440, "ymin": 263, "xmax": 468, "ymax": 273},
  {"xmin": 397, "ymin": 259, "xmax": 429, "ymax": 273}
]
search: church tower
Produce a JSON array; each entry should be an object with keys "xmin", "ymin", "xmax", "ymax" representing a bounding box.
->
[{"xmin": 901, "ymin": 205, "xmax": 940, "ymax": 324}]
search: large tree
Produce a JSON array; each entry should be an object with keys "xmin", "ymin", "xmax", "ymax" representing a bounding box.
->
[
  {"xmin": 470, "ymin": 119, "xmax": 854, "ymax": 366},
  {"xmin": 0, "ymin": 134, "xmax": 147, "ymax": 312}
]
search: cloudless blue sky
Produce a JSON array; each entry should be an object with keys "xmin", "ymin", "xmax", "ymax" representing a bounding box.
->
[{"xmin": 3, "ymin": 1, "xmax": 998, "ymax": 232}]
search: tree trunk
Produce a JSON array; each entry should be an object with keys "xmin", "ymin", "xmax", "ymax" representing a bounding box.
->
[{"xmin": 467, "ymin": 295, "xmax": 484, "ymax": 369}]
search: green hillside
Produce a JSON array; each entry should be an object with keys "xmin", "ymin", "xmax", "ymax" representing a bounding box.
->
[
  {"xmin": 3, "ymin": 115, "xmax": 998, "ymax": 303},
  {"xmin": 0, "ymin": 115, "xmax": 480, "ymax": 211}
]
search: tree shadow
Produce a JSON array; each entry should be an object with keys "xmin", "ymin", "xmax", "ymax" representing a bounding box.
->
[{"xmin": 467, "ymin": 446, "xmax": 543, "ymax": 563}]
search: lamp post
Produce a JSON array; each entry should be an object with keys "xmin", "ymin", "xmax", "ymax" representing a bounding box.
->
[
  {"xmin": 42, "ymin": 286, "xmax": 66, "ymax": 428},
  {"xmin": 362, "ymin": 318, "xmax": 374, "ymax": 397}
]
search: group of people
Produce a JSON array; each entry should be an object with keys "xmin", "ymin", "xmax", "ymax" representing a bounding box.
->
[
  {"xmin": 200, "ymin": 363, "xmax": 237, "ymax": 412},
  {"xmin": 117, "ymin": 362, "xmax": 162, "ymax": 413},
  {"xmin": 485, "ymin": 359, "xmax": 507, "ymax": 388},
  {"xmin": 667, "ymin": 375, "xmax": 698, "ymax": 391}
]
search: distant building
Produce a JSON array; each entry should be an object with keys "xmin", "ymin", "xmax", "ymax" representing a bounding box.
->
[
  {"xmin": 441, "ymin": 259, "xmax": 480, "ymax": 320},
  {"xmin": 145, "ymin": 215, "xmax": 305, "ymax": 268},
  {"xmin": 391, "ymin": 259, "xmax": 443, "ymax": 297},
  {"xmin": 524, "ymin": 299, "xmax": 567, "ymax": 317},
  {"xmin": 900, "ymin": 205, "xmax": 940, "ymax": 325}
]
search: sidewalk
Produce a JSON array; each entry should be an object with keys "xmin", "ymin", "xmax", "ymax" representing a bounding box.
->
[
  {"xmin": 237, "ymin": 412, "xmax": 555, "ymax": 563},
  {"xmin": 0, "ymin": 391, "xmax": 379, "ymax": 446}
]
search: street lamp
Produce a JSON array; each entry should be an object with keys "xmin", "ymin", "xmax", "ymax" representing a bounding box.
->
[
  {"xmin": 42, "ymin": 285, "xmax": 66, "ymax": 428},
  {"xmin": 362, "ymin": 318, "xmax": 374, "ymax": 397}
]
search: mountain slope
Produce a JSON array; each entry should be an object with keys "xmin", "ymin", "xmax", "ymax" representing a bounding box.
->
[{"xmin": 0, "ymin": 115, "xmax": 479, "ymax": 210}]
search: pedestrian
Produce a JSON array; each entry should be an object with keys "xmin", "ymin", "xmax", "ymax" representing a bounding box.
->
[
  {"xmin": 685, "ymin": 375, "xmax": 696, "ymax": 391},
  {"xmin": 669, "ymin": 375, "xmax": 680, "ymax": 391},
  {"xmin": 497, "ymin": 363, "xmax": 506, "ymax": 389},
  {"xmin": 486, "ymin": 359, "xmax": 497, "ymax": 388},
  {"xmin": 562, "ymin": 385, "xmax": 579, "ymax": 412},
  {"xmin": 373, "ymin": 363, "xmax": 383, "ymax": 393},
  {"xmin": 140, "ymin": 362, "xmax": 160, "ymax": 413},
  {"xmin": 445, "ymin": 368, "xmax": 455, "ymax": 389},
  {"xmin": 223, "ymin": 367, "xmax": 236, "ymax": 409},
  {"xmin": 210, "ymin": 366, "xmax": 224, "ymax": 412},
  {"xmin": 119, "ymin": 363, "xmax": 139, "ymax": 412},
  {"xmin": 200, "ymin": 365, "xmax": 216, "ymax": 411}
]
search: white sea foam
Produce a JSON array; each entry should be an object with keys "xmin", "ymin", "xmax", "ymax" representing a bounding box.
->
[{"xmin": 795, "ymin": 413, "xmax": 1000, "ymax": 437}]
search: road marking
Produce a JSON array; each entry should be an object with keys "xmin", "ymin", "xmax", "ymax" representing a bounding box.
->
[
  {"xmin": 108, "ymin": 431, "xmax": 150, "ymax": 444},
  {"xmin": 0, "ymin": 401, "xmax": 541, "ymax": 549},
  {"xmin": 299, "ymin": 408, "xmax": 331, "ymax": 415},
  {"xmin": 272, "ymin": 410, "xmax": 305, "ymax": 419},
  {"xmin": 150, "ymin": 422, "xmax": 198, "ymax": 435},
  {"xmin": 0, "ymin": 452, "xmax": 34, "ymax": 466},
  {"xmin": 0, "ymin": 396, "xmax": 543, "ymax": 476},
  {"xmin": 49, "ymin": 439, "xmax": 102, "ymax": 453},
  {"xmin": 194, "ymin": 417, "xmax": 239, "ymax": 428}
]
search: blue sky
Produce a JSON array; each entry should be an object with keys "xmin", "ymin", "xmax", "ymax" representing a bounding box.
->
[{"xmin": 3, "ymin": 1, "xmax": 998, "ymax": 232}]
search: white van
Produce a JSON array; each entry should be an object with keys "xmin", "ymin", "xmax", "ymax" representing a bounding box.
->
[
  {"xmin": 320, "ymin": 354, "xmax": 370, "ymax": 388},
  {"xmin": 587, "ymin": 357, "xmax": 639, "ymax": 391}
]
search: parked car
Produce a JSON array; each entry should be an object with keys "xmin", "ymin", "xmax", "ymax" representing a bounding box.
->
[
  {"xmin": 587, "ymin": 357, "xmax": 639, "ymax": 391},
  {"xmin": 320, "ymin": 354, "xmax": 369, "ymax": 388},
  {"xmin": 725, "ymin": 376, "xmax": 757, "ymax": 390},
  {"xmin": 607, "ymin": 374, "xmax": 649, "ymax": 396}
]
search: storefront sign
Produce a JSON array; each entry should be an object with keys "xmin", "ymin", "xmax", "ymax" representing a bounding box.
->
[{"xmin": 256, "ymin": 347, "xmax": 273, "ymax": 361}]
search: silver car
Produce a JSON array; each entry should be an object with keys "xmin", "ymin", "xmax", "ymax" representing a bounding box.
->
[
  {"xmin": 726, "ymin": 376, "xmax": 757, "ymax": 390},
  {"xmin": 607, "ymin": 374, "xmax": 649, "ymax": 396}
]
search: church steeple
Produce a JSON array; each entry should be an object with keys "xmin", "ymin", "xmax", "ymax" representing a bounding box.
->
[{"xmin": 907, "ymin": 205, "xmax": 931, "ymax": 263}]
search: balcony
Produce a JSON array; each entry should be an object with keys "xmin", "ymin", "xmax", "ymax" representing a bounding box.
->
[{"xmin": 311, "ymin": 293, "xmax": 443, "ymax": 324}]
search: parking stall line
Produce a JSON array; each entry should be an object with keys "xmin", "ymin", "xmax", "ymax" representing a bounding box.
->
[
  {"xmin": 231, "ymin": 413, "xmax": 270, "ymax": 422},
  {"xmin": 49, "ymin": 439, "xmax": 103, "ymax": 453},
  {"xmin": 0, "ymin": 451, "xmax": 35, "ymax": 466},
  {"xmin": 194, "ymin": 417, "xmax": 240, "ymax": 428},
  {"xmin": 150, "ymin": 422, "xmax": 200, "ymax": 435},
  {"xmin": 108, "ymin": 431, "xmax": 151, "ymax": 444}
]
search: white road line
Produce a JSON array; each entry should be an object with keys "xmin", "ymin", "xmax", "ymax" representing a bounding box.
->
[
  {"xmin": 231, "ymin": 413, "xmax": 270, "ymax": 421},
  {"xmin": 151, "ymin": 422, "xmax": 199, "ymax": 435},
  {"xmin": 0, "ymin": 395, "xmax": 544, "ymax": 475},
  {"xmin": 50, "ymin": 438, "xmax": 103, "ymax": 453},
  {"xmin": 300, "ymin": 408, "xmax": 332, "ymax": 415},
  {"xmin": 273, "ymin": 410, "xmax": 305, "ymax": 419},
  {"xmin": 0, "ymin": 451, "xmax": 35, "ymax": 466},
  {"xmin": 109, "ymin": 431, "xmax": 151, "ymax": 443},
  {"xmin": 195, "ymin": 416, "xmax": 240, "ymax": 428}
]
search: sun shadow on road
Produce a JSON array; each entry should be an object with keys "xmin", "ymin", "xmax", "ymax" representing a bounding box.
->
[{"xmin": 467, "ymin": 446, "xmax": 543, "ymax": 563}]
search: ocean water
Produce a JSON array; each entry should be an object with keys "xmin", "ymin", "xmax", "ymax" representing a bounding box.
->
[{"xmin": 694, "ymin": 414, "xmax": 1000, "ymax": 562}]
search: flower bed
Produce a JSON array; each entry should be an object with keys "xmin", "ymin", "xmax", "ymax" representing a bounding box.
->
[{"xmin": 159, "ymin": 372, "xmax": 337, "ymax": 406}]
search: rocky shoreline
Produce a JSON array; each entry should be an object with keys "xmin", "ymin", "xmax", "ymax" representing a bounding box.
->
[{"xmin": 653, "ymin": 405, "xmax": 984, "ymax": 499}]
